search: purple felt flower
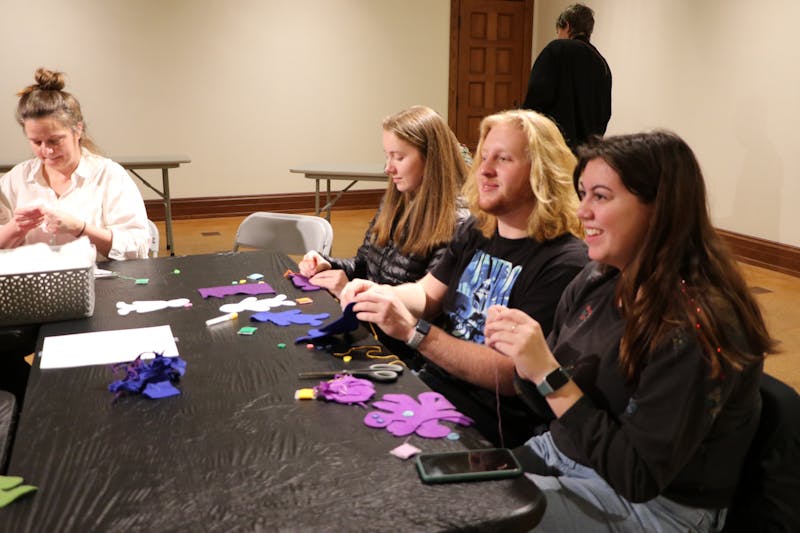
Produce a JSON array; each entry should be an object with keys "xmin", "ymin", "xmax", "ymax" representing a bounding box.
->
[
  {"xmin": 250, "ymin": 309, "xmax": 330, "ymax": 326},
  {"xmin": 363, "ymin": 392, "xmax": 473, "ymax": 438},
  {"xmin": 315, "ymin": 375, "xmax": 375, "ymax": 405},
  {"xmin": 109, "ymin": 353, "xmax": 187, "ymax": 400}
]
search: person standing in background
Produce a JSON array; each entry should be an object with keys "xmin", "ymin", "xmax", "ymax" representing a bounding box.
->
[{"xmin": 523, "ymin": 4, "xmax": 612, "ymax": 152}]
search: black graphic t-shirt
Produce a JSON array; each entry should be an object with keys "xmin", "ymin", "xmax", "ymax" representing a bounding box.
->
[
  {"xmin": 432, "ymin": 218, "xmax": 588, "ymax": 341},
  {"xmin": 423, "ymin": 218, "xmax": 588, "ymax": 446}
]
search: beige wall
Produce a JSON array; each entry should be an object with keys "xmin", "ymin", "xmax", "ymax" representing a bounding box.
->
[
  {"xmin": 1, "ymin": 0, "xmax": 797, "ymax": 248},
  {"xmin": 534, "ymin": 0, "xmax": 799, "ymax": 248},
  {"xmin": 0, "ymin": 0, "xmax": 450, "ymax": 197}
]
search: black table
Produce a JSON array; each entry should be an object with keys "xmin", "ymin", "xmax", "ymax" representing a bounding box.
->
[{"xmin": 4, "ymin": 252, "xmax": 544, "ymax": 531}]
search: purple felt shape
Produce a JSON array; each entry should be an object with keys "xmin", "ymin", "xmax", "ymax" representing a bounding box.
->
[
  {"xmin": 294, "ymin": 302, "xmax": 360, "ymax": 343},
  {"xmin": 142, "ymin": 380, "xmax": 181, "ymax": 399},
  {"xmin": 250, "ymin": 310, "xmax": 330, "ymax": 326},
  {"xmin": 316, "ymin": 375, "xmax": 375, "ymax": 405},
  {"xmin": 288, "ymin": 273, "xmax": 322, "ymax": 292},
  {"xmin": 363, "ymin": 392, "xmax": 474, "ymax": 439},
  {"xmin": 109, "ymin": 353, "xmax": 187, "ymax": 400},
  {"xmin": 198, "ymin": 283, "xmax": 275, "ymax": 299}
]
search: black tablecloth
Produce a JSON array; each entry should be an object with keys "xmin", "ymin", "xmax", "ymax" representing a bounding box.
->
[{"xmin": 4, "ymin": 252, "xmax": 544, "ymax": 531}]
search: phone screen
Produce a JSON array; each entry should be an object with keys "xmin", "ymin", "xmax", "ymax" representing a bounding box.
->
[{"xmin": 416, "ymin": 448, "xmax": 521, "ymax": 482}]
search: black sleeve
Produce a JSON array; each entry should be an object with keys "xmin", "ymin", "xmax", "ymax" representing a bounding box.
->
[
  {"xmin": 324, "ymin": 211, "xmax": 377, "ymax": 280},
  {"xmin": 514, "ymin": 265, "xmax": 592, "ymax": 418},
  {"xmin": 555, "ymin": 333, "xmax": 744, "ymax": 503}
]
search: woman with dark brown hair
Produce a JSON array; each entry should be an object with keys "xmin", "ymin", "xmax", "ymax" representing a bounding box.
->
[{"xmin": 485, "ymin": 131, "xmax": 773, "ymax": 530}]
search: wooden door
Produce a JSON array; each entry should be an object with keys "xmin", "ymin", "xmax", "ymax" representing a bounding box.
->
[{"xmin": 449, "ymin": 0, "xmax": 533, "ymax": 151}]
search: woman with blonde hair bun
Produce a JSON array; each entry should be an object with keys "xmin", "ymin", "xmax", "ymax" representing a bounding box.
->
[{"xmin": 0, "ymin": 67, "xmax": 149, "ymax": 260}]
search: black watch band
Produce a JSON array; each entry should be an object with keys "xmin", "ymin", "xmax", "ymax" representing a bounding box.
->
[
  {"xmin": 536, "ymin": 367, "xmax": 571, "ymax": 397},
  {"xmin": 406, "ymin": 319, "xmax": 431, "ymax": 350}
]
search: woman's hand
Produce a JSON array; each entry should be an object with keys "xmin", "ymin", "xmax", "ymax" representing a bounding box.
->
[
  {"xmin": 484, "ymin": 305, "xmax": 558, "ymax": 384},
  {"xmin": 298, "ymin": 250, "xmax": 331, "ymax": 277},
  {"xmin": 309, "ymin": 269, "xmax": 349, "ymax": 298},
  {"xmin": 12, "ymin": 205, "xmax": 46, "ymax": 234},
  {"xmin": 351, "ymin": 283, "xmax": 417, "ymax": 341},
  {"xmin": 43, "ymin": 208, "xmax": 84, "ymax": 237}
]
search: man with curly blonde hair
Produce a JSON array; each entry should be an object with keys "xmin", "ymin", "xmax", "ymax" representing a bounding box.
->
[{"xmin": 341, "ymin": 110, "xmax": 588, "ymax": 447}]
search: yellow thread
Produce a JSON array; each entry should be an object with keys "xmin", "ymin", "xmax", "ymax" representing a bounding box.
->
[
  {"xmin": 368, "ymin": 322, "xmax": 380, "ymax": 341},
  {"xmin": 331, "ymin": 345, "xmax": 406, "ymax": 367}
]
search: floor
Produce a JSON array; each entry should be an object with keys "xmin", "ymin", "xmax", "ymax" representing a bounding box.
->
[{"xmin": 155, "ymin": 211, "xmax": 800, "ymax": 392}]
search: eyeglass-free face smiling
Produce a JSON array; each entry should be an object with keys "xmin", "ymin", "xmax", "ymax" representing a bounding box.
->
[{"xmin": 577, "ymin": 158, "xmax": 653, "ymax": 272}]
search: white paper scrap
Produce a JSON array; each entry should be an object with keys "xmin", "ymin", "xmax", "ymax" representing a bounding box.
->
[{"xmin": 41, "ymin": 325, "xmax": 179, "ymax": 369}]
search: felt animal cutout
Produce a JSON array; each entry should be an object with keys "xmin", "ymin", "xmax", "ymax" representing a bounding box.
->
[
  {"xmin": 116, "ymin": 298, "xmax": 191, "ymax": 315},
  {"xmin": 219, "ymin": 294, "xmax": 296, "ymax": 314},
  {"xmin": 250, "ymin": 309, "xmax": 330, "ymax": 326}
]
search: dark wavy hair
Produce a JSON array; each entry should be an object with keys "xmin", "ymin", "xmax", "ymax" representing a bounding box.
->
[{"xmin": 574, "ymin": 131, "xmax": 775, "ymax": 379}]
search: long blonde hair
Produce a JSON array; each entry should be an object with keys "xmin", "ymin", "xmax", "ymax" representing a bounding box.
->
[
  {"xmin": 464, "ymin": 109, "xmax": 583, "ymax": 241},
  {"xmin": 371, "ymin": 106, "xmax": 467, "ymax": 256}
]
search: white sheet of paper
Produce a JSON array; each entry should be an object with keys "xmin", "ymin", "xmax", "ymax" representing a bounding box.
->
[{"xmin": 40, "ymin": 325, "xmax": 179, "ymax": 369}]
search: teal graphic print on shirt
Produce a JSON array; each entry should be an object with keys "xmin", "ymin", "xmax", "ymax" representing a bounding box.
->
[{"xmin": 448, "ymin": 250, "xmax": 521, "ymax": 343}]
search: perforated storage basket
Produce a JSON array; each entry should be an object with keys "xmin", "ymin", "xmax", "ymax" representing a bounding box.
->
[{"xmin": 0, "ymin": 265, "xmax": 95, "ymax": 327}]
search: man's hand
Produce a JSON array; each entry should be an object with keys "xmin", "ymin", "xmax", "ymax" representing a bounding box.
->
[
  {"xmin": 339, "ymin": 278, "xmax": 377, "ymax": 306},
  {"xmin": 351, "ymin": 284, "xmax": 417, "ymax": 341}
]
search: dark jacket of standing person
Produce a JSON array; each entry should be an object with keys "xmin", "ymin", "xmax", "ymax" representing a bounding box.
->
[{"xmin": 523, "ymin": 4, "xmax": 612, "ymax": 151}]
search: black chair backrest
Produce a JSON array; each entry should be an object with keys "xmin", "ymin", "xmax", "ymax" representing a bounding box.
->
[
  {"xmin": 0, "ymin": 390, "xmax": 16, "ymax": 474},
  {"xmin": 723, "ymin": 373, "xmax": 800, "ymax": 532}
]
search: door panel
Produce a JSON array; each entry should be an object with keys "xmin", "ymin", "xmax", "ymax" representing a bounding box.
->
[{"xmin": 449, "ymin": 0, "xmax": 533, "ymax": 151}]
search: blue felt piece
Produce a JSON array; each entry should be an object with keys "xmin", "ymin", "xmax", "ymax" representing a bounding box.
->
[
  {"xmin": 250, "ymin": 309, "xmax": 330, "ymax": 326},
  {"xmin": 109, "ymin": 353, "xmax": 187, "ymax": 399},
  {"xmin": 142, "ymin": 380, "xmax": 181, "ymax": 399},
  {"xmin": 294, "ymin": 303, "xmax": 360, "ymax": 343}
]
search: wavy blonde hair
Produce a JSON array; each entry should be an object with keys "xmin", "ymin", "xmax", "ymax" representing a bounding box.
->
[{"xmin": 464, "ymin": 109, "xmax": 583, "ymax": 241}]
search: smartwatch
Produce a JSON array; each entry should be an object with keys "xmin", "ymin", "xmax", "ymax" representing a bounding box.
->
[
  {"xmin": 536, "ymin": 367, "xmax": 571, "ymax": 397},
  {"xmin": 406, "ymin": 319, "xmax": 431, "ymax": 350}
]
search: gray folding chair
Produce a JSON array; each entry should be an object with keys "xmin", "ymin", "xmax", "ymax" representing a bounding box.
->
[
  {"xmin": 232, "ymin": 212, "xmax": 333, "ymax": 255},
  {"xmin": 147, "ymin": 219, "xmax": 160, "ymax": 258}
]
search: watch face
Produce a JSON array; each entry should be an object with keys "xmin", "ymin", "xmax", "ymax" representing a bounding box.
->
[
  {"xmin": 417, "ymin": 319, "xmax": 431, "ymax": 335},
  {"xmin": 547, "ymin": 368, "xmax": 570, "ymax": 390},
  {"xmin": 537, "ymin": 367, "xmax": 570, "ymax": 396}
]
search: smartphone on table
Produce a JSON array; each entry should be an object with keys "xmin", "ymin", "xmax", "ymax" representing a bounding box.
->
[{"xmin": 415, "ymin": 448, "xmax": 523, "ymax": 484}]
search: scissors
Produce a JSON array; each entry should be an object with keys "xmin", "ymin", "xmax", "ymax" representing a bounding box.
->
[{"xmin": 298, "ymin": 363, "xmax": 404, "ymax": 383}]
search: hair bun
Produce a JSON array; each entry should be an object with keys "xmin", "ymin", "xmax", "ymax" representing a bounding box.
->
[{"xmin": 34, "ymin": 67, "xmax": 65, "ymax": 91}]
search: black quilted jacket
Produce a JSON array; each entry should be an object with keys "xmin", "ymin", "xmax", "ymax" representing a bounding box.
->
[{"xmin": 324, "ymin": 209, "xmax": 468, "ymax": 286}]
